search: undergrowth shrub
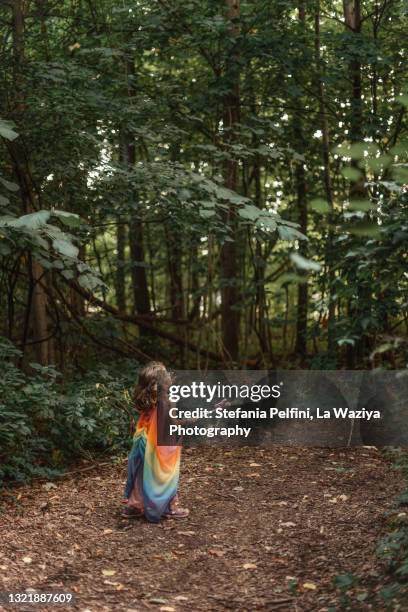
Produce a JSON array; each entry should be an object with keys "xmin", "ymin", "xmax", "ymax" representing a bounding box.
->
[
  {"xmin": 0, "ymin": 337, "xmax": 136, "ymax": 486},
  {"xmin": 375, "ymin": 448, "xmax": 408, "ymax": 606}
]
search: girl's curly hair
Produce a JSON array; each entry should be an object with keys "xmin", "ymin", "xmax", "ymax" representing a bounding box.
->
[{"xmin": 134, "ymin": 361, "xmax": 171, "ymax": 413}]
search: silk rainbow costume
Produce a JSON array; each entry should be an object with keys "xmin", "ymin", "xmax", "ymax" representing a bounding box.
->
[{"xmin": 124, "ymin": 403, "xmax": 181, "ymax": 522}]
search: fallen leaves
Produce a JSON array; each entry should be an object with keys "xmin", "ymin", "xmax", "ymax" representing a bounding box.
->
[
  {"xmin": 149, "ymin": 598, "xmax": 167, "ymax": 605},
  {"xmin": 103, "ymin": 580, "xmax": 125, "ymax": 590},
  {"xmin": 22, "ymin": 557, "xmax": 32, "ymax": 564},
  {"xmin": 208, "ymin": 548, "xmax": 226, "ymax": 557},
  {"xmin": 303, "ymin": 581, "xmax": 317, "ymax": 590},
  {"xmin": 42, "ymin": 482, "xmax": 57, "ymax": 491},
  {"xmin": 0, "ymin": 446, "xmax": 400, "ymax": 612},
  {"xmin": 328, "ymin": 494, "xmax": 349, "ymax": 504}
]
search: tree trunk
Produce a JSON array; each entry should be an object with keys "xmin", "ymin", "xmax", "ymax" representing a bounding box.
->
[
  {"xmin": 116, "ymin": 220, "xmax": 127, "ymax": 313},
  {"xmin": 294, "ymin": 2, "xmax": 308, "ymax": 362},
  {"xmin": 294, "ymin": 151, "xmax": 308, "ymax": 360},
  {"xmin": 315, "ymin": 3, "xmax": 337, "ymax": 362},
  {"xmin": 220, "ymin": 0, "xmax": 241, "ymax": 363},
  {"xmin": 343, "ymin": 0, "xmax": 371, "ymax": 365},
  {"xmin": 12, "ymin": 0, "xmax": 53, "ymax": 365},
  {"xmin": 31, "ymin": 259, "xmax": 52, "ymax": 364},
  {"xmin": 123, "ymin": 57, "xmax": 151, "ymax": 324},
  {"xmin": 165, "ymin": 224, "xmax": 184, "ymax": 320},
  {"xmin": 253, "ymin": 154, "xmax": 269, "ymax": 357},
  {"xmin": 129, "ymin": 214, "xmax": 150, "ymax": 318},
  {"xmin": 188, "ymin": 241, "xmax": 201, "ymax": 321}
]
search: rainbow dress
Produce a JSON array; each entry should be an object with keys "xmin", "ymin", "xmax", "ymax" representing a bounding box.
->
[{"xmin": 124, "ymin": 404, "xmax": 181, "ymax": 522}]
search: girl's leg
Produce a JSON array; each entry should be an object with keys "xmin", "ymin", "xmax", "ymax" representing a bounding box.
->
[{"xmin": 164, "ymin": 493, "xmax": 190, "ymax": 519}]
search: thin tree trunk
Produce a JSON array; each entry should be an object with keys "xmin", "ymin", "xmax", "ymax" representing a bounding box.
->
[
  {"xmin": 165, "ymin": 224, "xmax": 184, "ymax": 320},
  {"xmin": 294, "ymin": 2, "xmax": 308, "ymax": 362},
  {"xmin": 123, "ymin": 57, "xmax": 151, "ymax": 325},
  {"xmin": 253, "ymin": 158, "xmax": 269, "ymax": 357},
  {"xmin": 188, "ymin": 241, "xmax": 201, "ymax": 321},
  {"xmin": 315, "ymin": 3, "xmax": 337, "ymax": 362},
  {"xmin": 116, "ymin": 220, "xmax": 127, "ymax": 313},
  {"xmin": 11, "ymin": 0, "xmax": 53, "ymax": 365},
  {"xmin": 129, "ymin": 214, "xmax": 150, "ymax": 318},
  {"xmin": 247, "ymin": 76, "xmax": 269, "ymax": 360},
  {"xmin": 294, "ymin": 150, "xmax": 308, "ymax": 360},
  {"xmin": 343, "ymin": 0, "xmax": 371, "ymax": 366},
  {"xmin": 166, "ymin": 143, "xmax": 185, "ymax": 322},
  {"xmin": 220, "ymin": 0, "xmax": 241, "ymax": 363},
  {"xmin": 31, "ymin": 259, "xmax": 51, "ymax": 364}
]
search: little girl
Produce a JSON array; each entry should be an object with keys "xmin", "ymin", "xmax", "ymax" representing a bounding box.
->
[{"xmin": 122, "ymin": 362, "xmax": 189, "ymax": 522}]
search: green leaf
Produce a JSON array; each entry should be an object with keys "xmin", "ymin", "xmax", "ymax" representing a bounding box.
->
[
  {"xmin": 52, "ymin": 210, "xmax": 81, "ymax": 228},
  {"xmin": 52, "ymin": 238, "xmax": 79, "ymax": 258},
  {"xmin": 200, "ymin": 200, "xmax": 216, "ymax": 209},
  {"xmin": 397, "ymin": 490, "xmax": 408, "ymax": 506},
  {"xmin": 32, "ymin": 234, "xmax": 49, "ymax": 250},
  {"xmin": 0, "ymin": 241, "xmax": 11, "ymax": 255},
  {"xmin": 213, "ymin": 184, "xmax": 248, "ymax": 204},
  {"xmin": 290, "ymin": 252, "xmax": 321, "ymax": 272},
  {"xmin": 341, "ymin": 167, "xmax": 362, "ymax": 181},
  {"xmin": 7, "ymin": 210, "xmax": 50, "ymax": 230},
  {"xmin": 310, "ymin": 198, "xmax": 330, "ymax": 214},
  {"xmin": 276, "ymin": 273, "xmax": 307, "ymax": 286},
  {"xmin": 337, "ymin": 338, "xmax": 356, "ymax": 347},
  {"xmin": 0, "ymin": 120, "xmax": 18, "ymax": 141},
  {"xmin": 278, "ymin": 225, "xmax": 308, "ymax": 241},
  {"xmin": 199, "ymin": 209, "xmax": 215, "ymax": 218},
  {"xmin": 356, "ymin": 592, "xmax": 368, "ymax": 602},
  {"xmin": 346, "ymin": 221, "xmax": 381, "ymax": 238},
  {"xmin": 238, "ymin": 204, "xmax": 260, "ymax": 221},
  {"xmin": 0, "ymin": 177, "xmax": 19, "ymax": 192},
  {"xmin": 390, "ymin": 142, "xmax": 408, "ymax": 156},
  {"xmin": 334, "ymin": 142, "xmax": 378, "ymax": 160},
  {"xmin": 334, "ymin": 573, "xmax": 355, "ymax": 590},
  {"xmin": 0, "ymin": 215, "xmax": 17, "ymax": 227},
  {"xmin": 61, "ymin": 269, "xmax": 75, "ymax": 280},
  {"xmin": 257, "ymin": 215, "xmax": 277, "ymax": 231},
  {"xmin": 178, "ymin": 188, "xmax": 192, "ymax": 200},
  {"xmin": 366, "ymin": 155, "xmax": 392, "ymax": 173},
  {"xmin": 396, "ymin": 93, "xmax": 408, "ymax": 108},
  {"xmin": 78, "ymin": 273, "xmax": 102, "ymax": 291},
  {"xmin": 348, "ymin": 200, "xmax": 373, "ymax": 212},
  {"xmin": 392, "ymin": 166, "xmax": 408, "ymax": 184}
]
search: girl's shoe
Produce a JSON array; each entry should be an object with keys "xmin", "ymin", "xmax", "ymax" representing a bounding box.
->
[
  {"xmin": 121, "ymin": 506, "xmax": 143, "ymax": 518},
  {"xmin": 163, "ymin": 506, "xmax": 190, "ymax": 519}
]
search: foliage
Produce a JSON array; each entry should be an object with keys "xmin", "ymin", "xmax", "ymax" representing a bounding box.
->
[
  {"xmin": 331, "ymin": 448, "xmax": 408, "ymax": 609},
  {"xmin": 0, "ymin": 337, "xmax": 135, "ymax": 486},
  {"xmin": 0, "ymin": 0, "xmax": 406, "ymax": 369},
  {"xmin": 375, "ymin": 449, "xmax": 408, "ymax": 604}
]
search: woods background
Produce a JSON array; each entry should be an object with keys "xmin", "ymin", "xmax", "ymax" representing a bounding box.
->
[{"xmin": 0, "ymin": 0, "xmax": 407, "ymax": 482}]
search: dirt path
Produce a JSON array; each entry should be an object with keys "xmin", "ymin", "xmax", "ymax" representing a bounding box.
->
[{"xmin": 0, "ymin": 447, "xmax": 404, "ymax": 611}]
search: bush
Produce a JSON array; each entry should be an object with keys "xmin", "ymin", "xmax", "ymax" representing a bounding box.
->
[{"xmin": 0, "ymin": 337, "xmax": 136, "ymax": 486}]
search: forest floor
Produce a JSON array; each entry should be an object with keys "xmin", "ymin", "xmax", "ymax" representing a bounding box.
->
[{"xmin": 0, "ymin": 447, "xmax": 405, "ymax": 612}]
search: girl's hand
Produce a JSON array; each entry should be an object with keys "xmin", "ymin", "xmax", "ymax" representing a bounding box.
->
[{"xmin": 214, "ymin": 399, "xmax": 230, "ymax": 411}]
